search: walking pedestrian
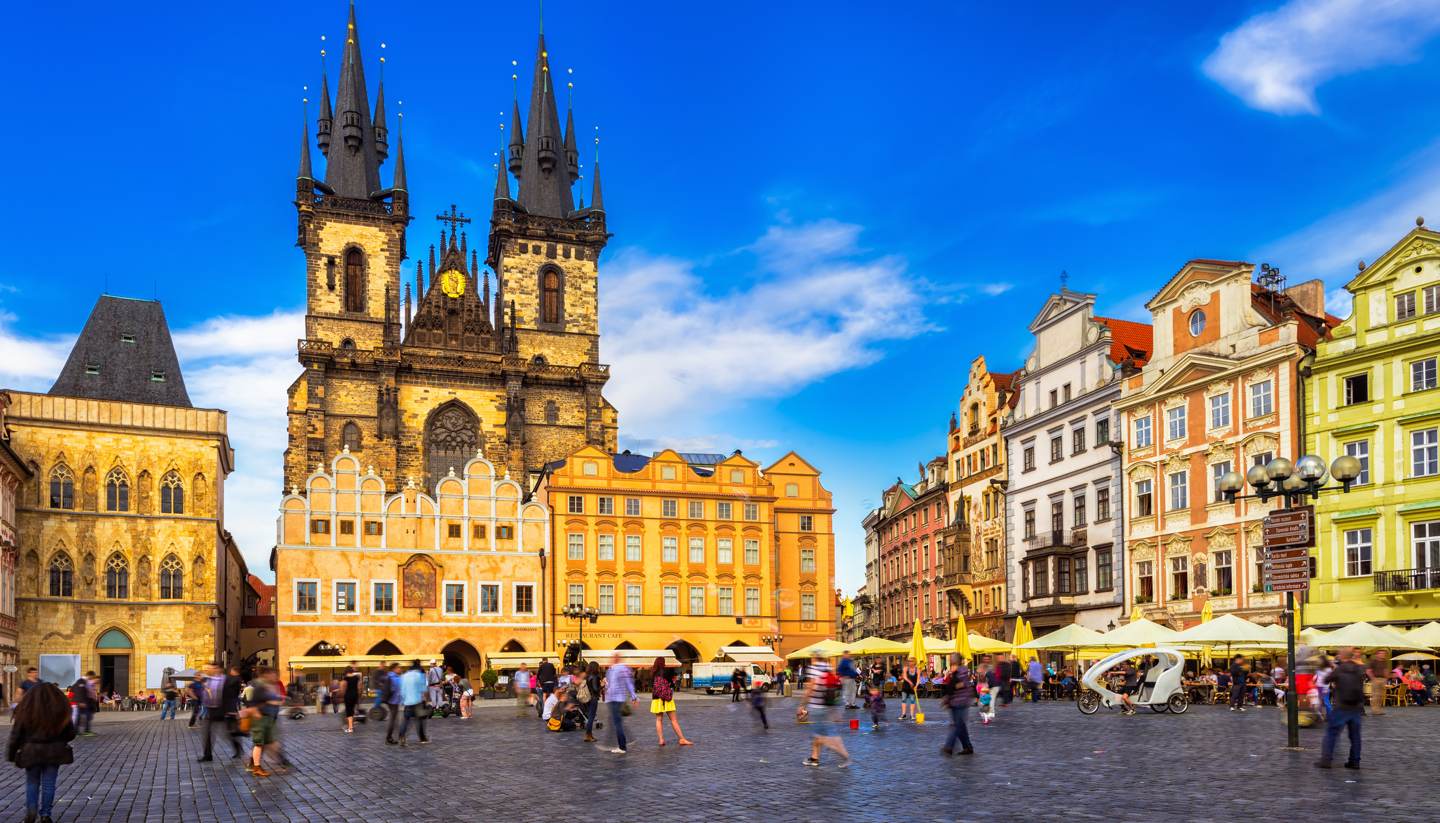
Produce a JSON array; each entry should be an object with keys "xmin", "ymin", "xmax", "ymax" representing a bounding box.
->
[
  {"xmin": 19, "ymin": 668, "xmax": 40, "ymax": 698},
  {"xmin": 243, "ymin": 668, "xmax": 285, "ymax": 778},
  {"xmin": 187, "ymin": 675, "xmax": 206, "ymax": 726},
  {"xmin": 1317, "ymin": 647, "xmax": 1365, "ymax": 770},
  {"xmin": 602, "ymin": 653, "xmax": 636, "ymax": 754},
  {"xmin": 898, "ymin": 658, "xmax": 918, "ymax": 721},
  {"xmin": 198, "ymin": 664, "xmax": 244, "ymax": 762},
  {"xmin": 383, "ymin": 663, "xmax": 403, "ymax": 744},
  {"xmin": 342, "ymin": 663, "xmax": 361, "ymax": 734},
  {"xmin": 774, "ymin": 668, "xmax": 787, "ymax": 698},
  {"xmin": 579, "ymin": 661, "xmax": 602, "ymax": 742},
  {"xmin": 751, "ymin": 680, "xmax": 770, "ymax": 730},
  {"xmin": 838, "ymin": 652, "xmax": 860, "ymax": 709},
  {"xmin": 7, "ymin": 682, "xmax": 76, "ymax": 823},
  {"xmin": 315, "ymin": 681, "xmax": 329, "ymax": 715},
  {"xmin": 865, "ymin": 684, "xmax": 884, "ymax": 730},
  {"xmin": 396, "ymin": 661, "xmax": 429, "ymax": 746},
  {"xmin": 426, "ymin": 661, "xmax": 444, "ymax": 711},
  {"xmin": 160, "ymin": 684, "xmax": 179, "ymax": 720},
  {"xmin": 1229, "ymin": 655, "xmax": 1249, "ymax": 712},
  {"xmin": 939, "ymin": 653, "xmax": 975, "ymax": 757},
  {"xmin": 650, "ymin": 657, "xmax": 692, "ymax": 746},
  {"xmin": 730, "ymin": 668, "xmax": 745, "ymax": 703},
  {"xmin": 370, "ymin": 664, "xmax": 389, "ymax": 714},
  {"xmin": 1026, "ymin": 657, "xmax": 1044, "ymax": 703},
  {"xmin": 1366, "ymin": 650, "xmax": 1388, "ymax": 716},
  {"xmin": 801, "ymin": 653, "xmax": 849, "ymax": 768},
  {"xmin": 996, "ymin": 653, "xmax": 1015, "ymax": 707},
  {"xmin": 536, "ymin": 658, "xmax": 558, "ymax": 718},
  {"xmin": 69, "ymin": 675, "xmax": 95, "ymax": 737},
  {"xmin": 512, "ymin": 663, "xmax": 534, "ymax": 717}
]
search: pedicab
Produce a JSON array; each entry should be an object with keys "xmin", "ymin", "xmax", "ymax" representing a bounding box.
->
[{"xmin": 1077, "ymin": 647, "xmax": 1188, "ymax": 715}]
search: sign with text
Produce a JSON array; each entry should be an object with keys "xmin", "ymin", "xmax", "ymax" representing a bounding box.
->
[
  {"xmin": 1263, "ymin": 507, "xmax": 1315, "ymax": 549},
  {"xmin": 1263, "ymin": 506, "xmax": 1315, "ymax": 593}
]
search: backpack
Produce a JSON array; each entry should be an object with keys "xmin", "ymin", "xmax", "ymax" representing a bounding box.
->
[
  {"xmin": 546, "ymin": 715, "xmax": 563, "ymax": 732},
  {"xmin": 653, "ymin": 675, "xmax": 673, "ymax": 702},
  {"xmin": 1332, "ymin": 663, "xmax": 1365, "ymax": 708},
  {"xmin": 575, "ymin": 679, "xmax": 593, "ymax": 704}
]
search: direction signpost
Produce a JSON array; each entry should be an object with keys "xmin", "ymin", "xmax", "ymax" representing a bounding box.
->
[{"xmin": 1261, "ymin": 504, "xmax": 1315, "ymax": 749}]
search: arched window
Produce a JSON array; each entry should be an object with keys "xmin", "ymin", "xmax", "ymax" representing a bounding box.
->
[
  {"xmin": 49, "ymin": 464, "xmax": 74, "ymax": 509},
  {"xmin": 544, "ymin": 400, "xmax": 558, "ymax": 425},
  {"xmin": 105, "ymin": 553, "xmax": 129, "ymax": 599},
  {"xmin": 344, "ymin": 248, "xmax": 365, "ymax": 313},
  {"xmin": 340, "ymin": 338, "xmax": 356, "ymax": 350},
  {"xmin": 541, "ymin": 269, "xmax": 561, "ymax": 325},
  {"xmin": 49, "ymin": 552, "xmax": 73, "ymax": 597},
  {"xmin": 159, "ymin": 553, "xmax": 184, "ymax": 599},
  {"xmin": 342, "ymin": 421, "xmax": 362, "ymax": 452},
  {"xmin": 160, "ymin": 471, "xmax": 184, "ymax": 514},
  {"xmin": 425, "ymin": 402, "xmax": 478, "ymax": 492},
  {"xmin": 105, "ymin": 468, "xmax": 130, "ymax": 512}
]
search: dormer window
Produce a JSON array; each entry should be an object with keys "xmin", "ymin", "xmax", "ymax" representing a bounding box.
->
[
  {"xmin": 85, "ymin": 364, "xmax": 100, "ymax": 375},
  {"xmin": 120, "ymin": 333, "xmax": 136, "ymax": 344},
  {"xmin": 150, "ymin": 371, "xmax": 166, "ymax": 382},
  {"xmin": 1188, "ymin": 310, "xmax": 1206, "ymax": 337}
]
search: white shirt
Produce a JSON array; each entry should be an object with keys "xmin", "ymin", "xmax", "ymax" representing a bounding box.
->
[{"xmin": 541, "ymin": 693, "xmax": 559, "ymax": 720}]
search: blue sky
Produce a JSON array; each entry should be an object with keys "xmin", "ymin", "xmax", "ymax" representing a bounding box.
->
[{"xmin": 5, "ymin": 0, "xmax": 1440, "ymax": 587}]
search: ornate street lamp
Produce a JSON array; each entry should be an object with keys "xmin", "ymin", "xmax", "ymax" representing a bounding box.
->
[{"xmin": 561, "ymin": 603, "xmax": 599, "ymax": 658}]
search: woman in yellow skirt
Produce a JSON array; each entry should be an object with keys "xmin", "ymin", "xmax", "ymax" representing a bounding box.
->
[{"xmin": 649, "ymin": 657, "xmax": 693, "ymax": 746}]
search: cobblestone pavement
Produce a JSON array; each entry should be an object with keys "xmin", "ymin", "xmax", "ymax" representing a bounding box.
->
[{"xmin": 1, "ymin": 698, "xmax": 1431, "ymax": 821}]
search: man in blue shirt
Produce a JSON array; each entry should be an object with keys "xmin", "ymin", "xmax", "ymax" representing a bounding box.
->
[
  {"xmin": 838, "ymin": 653, "xmax": 860, "ymax": 709},
  {"xmin": 383, "ymin": 663, "xmax": 404, "ymax": 744},
  {"xmin": 396, "ymin": 660, "xmax": 429, "ymax": 746},
  {"xmin": 602, "ymin": 653, "xmax": 636, "ymax": 754}
]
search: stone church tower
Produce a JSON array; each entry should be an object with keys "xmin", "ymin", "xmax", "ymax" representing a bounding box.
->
[{"xmin": 286, "ymin": 3, "xmax": 617, "ymax": 497}]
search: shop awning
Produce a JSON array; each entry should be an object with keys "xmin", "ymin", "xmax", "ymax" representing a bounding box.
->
[
  {"xmin": 287, "ymin": 654, "xmax": 443, "ymax": 670},
  {"xmin": 716, "ymin": 646, "xmax": 783, "ymax": 664}
]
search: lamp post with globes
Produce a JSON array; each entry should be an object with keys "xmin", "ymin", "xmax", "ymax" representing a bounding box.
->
[
  {"xmin": 1218, "ymin": 453, "xmax": 1361, "ymax": 748},
  {"xmin": 561, "ymin": 604, "xmax": 600, "ymax": 661}
]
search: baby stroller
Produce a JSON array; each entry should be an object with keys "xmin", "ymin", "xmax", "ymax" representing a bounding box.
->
[
  {"xmin": 428, "ymin": 681, "xmax": 461, "ymax": 719},
  {"xmin": 547, "ymin": 702, "xmax": 587, "ymax": 732}
]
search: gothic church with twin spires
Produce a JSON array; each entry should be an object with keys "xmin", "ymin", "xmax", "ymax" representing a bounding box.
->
[{"xmin": 286, "ymin": 3, "xmax": 617, "ymax": 496}]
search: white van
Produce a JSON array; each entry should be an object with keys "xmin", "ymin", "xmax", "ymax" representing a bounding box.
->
[{"xmin": 691, "ymin": 663, "xmax": 772, "ymax": 694}]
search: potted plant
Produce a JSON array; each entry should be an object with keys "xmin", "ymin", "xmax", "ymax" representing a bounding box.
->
[{"xmin": 480, "ymin": 668, "xmax": 499, "ymax": 699}]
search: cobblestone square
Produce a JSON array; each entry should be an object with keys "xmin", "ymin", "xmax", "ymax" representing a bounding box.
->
[{"xmin": 1, "ymin": 698, "xmax": 1432, "ymax": 821}]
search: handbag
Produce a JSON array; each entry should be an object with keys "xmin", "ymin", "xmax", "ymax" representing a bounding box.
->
[
  {"xmin": 237, "ymin": 706, "xmax": 258, "ymax": 732},
  {"xmin": 620, "ymin": 702, "xmax": 632, "ymax": 716}
]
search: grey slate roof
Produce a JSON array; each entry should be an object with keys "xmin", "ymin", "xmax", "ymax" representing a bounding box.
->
[
  {"xmin": 515, "ymin": 34, "xmax": 575, "ymax": 218},
  {"xmin": 49, "ymin": 296, "xmax": 192, "ymax": 407}
]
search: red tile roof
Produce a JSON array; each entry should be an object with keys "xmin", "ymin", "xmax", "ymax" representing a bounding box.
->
[
  {"xmin": 246, "ymin": 574, "xmax": 275, "ymax": 615},
  {"xmin": 1095, "ymin": 317, "xmax": 1154, "ymax": 368}
]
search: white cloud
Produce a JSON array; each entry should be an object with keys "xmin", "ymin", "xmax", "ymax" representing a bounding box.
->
[
  {"xmin": 1203, "ymin": 0, "xmax": 1440, "ymax": 115},
  {"xmin": 980, "ymin": 282, "xmax": 1014, "ymax": 297},
  {"xmin": 0, "ymin": 311, "xmax": 73, "ymax": 390},
  {"xmin": 602, "ymin": 220, "xmax": 930, "ymax": 433}
]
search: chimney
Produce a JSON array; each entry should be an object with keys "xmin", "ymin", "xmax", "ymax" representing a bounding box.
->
[{"xmin": 1284, "ymin": 279, "xmax": 1326, "ymax": 318}]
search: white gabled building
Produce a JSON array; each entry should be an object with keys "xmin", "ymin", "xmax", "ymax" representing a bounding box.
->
[{"xmin": 1003, "ymin": 290, "xmax": 1152, "ymax": 635}]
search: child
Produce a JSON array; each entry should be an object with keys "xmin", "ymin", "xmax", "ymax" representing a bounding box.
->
[
  {"xmin": 750, "ymin": 683, "xmax": 769, "ymax": 729},
  {"xmin": 866, "ymin": 685, "xmax": 886, "ymax": 731},
  {"xmin": 978, "ymin": 681, "xmax": 994, "ymax": 725}
]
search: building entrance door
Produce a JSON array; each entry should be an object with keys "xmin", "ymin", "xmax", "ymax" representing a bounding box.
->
[{"xmin": 100, "ymin": 655, "xmax": 130, "ymax": 696}]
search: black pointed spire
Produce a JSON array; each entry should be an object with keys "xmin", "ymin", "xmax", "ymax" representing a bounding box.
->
[
  {"xmin": 516, "ymin": 34, "xmax": 573, "ymax": 217},
  {"xmin": 563, "ymin": 108, "xmax": 579, "ymax": 183},
  {"xmin": 392, "ymin": 121, "xmax": 407, "ymax": 191},
  {"xmin": 494, "ymin": 158, "xmax": 512, "ymax": 201},
  {"xmin": 317, "ymin": 70, "xmax": 333, "ymax": 156},
  {"xmin": 590, "ymin": 161, "xmax": 604, "ymax": 212},
  {"xmin": 374, "ymin": 79, "xmax": 389, "ymax": 163},
  {"xmin": 298, "ymin": 115, "xmax": 313, "ymax": 180},
  {"xmin": 324, "ymin": 1, "xmax": 383, "ymax": 199},
  {"xmin": 508, "ymin": 102, "xmax": 524, "ymax": 176}
]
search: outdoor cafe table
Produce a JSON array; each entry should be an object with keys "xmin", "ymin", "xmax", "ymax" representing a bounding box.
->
[{"xmin": 1184, "ymin": 681, "xmax": 1217, "ymax": 704}]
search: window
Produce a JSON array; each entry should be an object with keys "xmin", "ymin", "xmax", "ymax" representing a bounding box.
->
[
  {"xmin": 1168, "ymin": 471, "xmax": 1188, "ymax": 511},
  {"xmin": 1051, "ymin": 499, "xmax": 1064, "ymax": 533},
  {"xmin": 1344, "ymin": 529, "xmax": 1373, "ymax": 577},
  {"xmin": 496, "ymin": 525, "xmax": 512, "ymax": 540},
  {"xmin": 368, "ymin": 520, "xmax": 383, "ymax": 536},
  {"xmin": 1396, "ymin": 291, "xmax": 1416, "ymax": 321},
  {"xmin": 158, "ymin": 471, "xmax": 185, "ymax": 514},
  {"xmin": 567, "ymin": 533, "xmax": 584, "ymax": 560},
  {"xmin": 568, "ymin": 495, "xmax": 585, "ymax": 514},
  {"xmin": 1047, "ymin": 435, "xmax": 1061, "ymax": 463},
  {"xmin": 158, "ymin": 554, "xmax": 183, "ymax": 599},
  {"xmin": 84, "ymin": 364, "xmax": 99, "ymax": 375},
  {"xmin": 478, "ymin": 583, "xmax": 500, "ymax": 614},
  {"xmin": 626, "ymin": 585, "xmax": 642, "ymax": 615},
  {"xmin": 598, "ymin": 534, "xmax": 615, "ymax": 561},
  {"xmin": 800, "ymin": 515, "xmax": 814, "ymax": 532},
  {"xmin": 341, "ymin": 421, "xmax": 361, "ymax": 452},
  {"xmin": 582, "ymin": 460, "xmax": 598, "ymax": 476},
  {"xmin": 730, "ymin": 469, "xmax": 745, "ymax": 483},
  {"xmin": 1344, "ymin": 440, "xmax": 1370, "ymax": 485},
  {"xmin": 1095, "ymin": 418, "xmax": 1110, "ymax": 446},
  {"xmin": 48, "ymin": 553, "xmax": 73, "ymax": 597},
  {"xmin": 1188, "ymin": 310, "xmax": 1206, "ymax": 336},
  {"xmin": 105, "ymin": 553, "xmax": 129, "ymax": 598},
  {"xmin": 1022, "ymin": 446, "xmax": 1035, "ymax": 471},
  {"xmin": 328, "ymin": 580, "xmax": 356, "ymax": 613},
  {"xmin": 1413, "ymin": 428, "xmax": 1439, "ymax": 477},
  {"xmin": 598, "ymin": 496, "xmax": 614, "ymax": 516},
  {"xmin": 661, "ymin": 499, "xmax": 678, "ymax": 518},
  {"xmin": 624, "ymin": 497, "xmax": 641, "ymax": 516},
  {"xmin": 1135, "ymin": 479, "xmax": 1153, "ymax": 517},
  {"xmin": 542, "ymin": 269, "xmax": 561, "ymax": 324},
  {"xmin": 150, "ymin": 370, "xmax": 167, "ymax": 382},
  {"xmin": 1136, "ymin": 561, "xmax": 1154, "ymax": 601},
  {"xmin": 663, "ymin": 585, "xmax": 679, "ymax": 615},
  {"xmin": 105, "ymin": 468, "xmax": 130, "ymax": 512},
  {"xmin": 436, "ymin": 581, "xmax": 463, "ymax": 614},
  {"xmin": 1056, "ymin": 557, "xmax": 1071, "ymax": 594},
  {"xmin": 48, "ymin": 465, "xmax": 74, "ymax": 509},
  {"xmin": 295, "ymin": 580, "xmax": 319, "ymax": 613},
  {"xmin": 745, "ymin": 587, "xmax": 761, "ymax": 616},
  {"xmin": 544, "ymin": 400, "xmax": 559, "ymax": 425},
  {"xmin": 1426, "ymin": 284, "xmax": 1440, "ymax": 315},
  {"xmin": 591, "ymin": 583, "xmax": 612, "ymax": 614},
  {"xmin": 744, "ymin": 539, "xmax": 761, "ymax": 565},
  {"xmin": 1343, "ymin": 373, "xmax": 1370, "ymax": 405},
  {"xmin": 1072, "ymin": 427, "xmax": 1086, "ymax": 455},
  {"xmin": 1211, "ymin": 461, "xmax": 1232, "ymax": 503},
  {"xmin": 567, "ymin": 583, "xmax": 585, "ymax": 609},
  {"xmin": 1096, "ymin": 548, "xmax": 1113, "ymax": 591},
  {"xmin": 1073, "ymin": 492, "xmax": 1086, "ymax": 527},
  {"xmin": 801, "ymin": 548, "xmax": 816, "ymax": 573},
  {"xmin": 1166, "ymin": 406, "xmax": 1186, "ymax": 441},
  {"xmin": 1023, "ymin": 507, "xmax": 1036, "ymax": 539},
  {"xmin": 1252, "ymin": 451, "xmax": 1274, "ymax": 471},
  {"xmin": 625, "ymin": 535, "xmax": 642, "ymax": 562},
  {"xmin": 1074, "ymin": 555, "xmax": 1088, "ymax": 593},
  {"xmin": 717, "ymin": 502, "xmax": 733, "ymax": 520},
  {"xmin": 661, "ymin": 466, "xmax": 677, "ymax": 480},
  {"xmin": 344, "ymin": 248, "xmax": 365, "ymax": 312},
  {"xmin": 1170, "ymin": 557, "xmax": 1188, "ymax": 599},
  {"xmin": 1213, "ymin": 550, "xmax": 1233, "ymax": 595},
  {"xmin": 662, "ymin": 536, "xmax": 678, "ymax": 563},
  {"xmin": 446, "ymin": 523, "xmax": 461, "ymax": 539},
  {"xmin": 1063, "ymin": 383, "xmax": 1072, "ymax": 402},
  {"xmin": 744, "ymin": 502, "xmax": 759, "ymax": 521},
  {"xmin": 1096, "ymin": 487, "xmax": 1111, "ymax": 522},
  {"xmin": 1049, "ymin": 389, "xmax": 1058, "ymax": 408},
  {"xmin": 801, "ymin": 592, "xmax": 817, "ymax": 620},
  {"xmin": 373, "ymin": 581, "xmax": 395, "ymax": 614},
  {"xmin": 1411, "ymin": 358, "xmax": 1437, "ymax": 392},
  {"xmin": 1412, "ymin": 521, "xmax": 1440, "ymax": 580},
  {"xmin": 1249, "ymin": 380, "xmax": 1274, "ymax": 417},
  {"xmin": 1134, "ymin": 417, "xmax": 1152, "ymax": 448},
  {"xmin": 1033, "ymin": 560, "xmax": 1048, "ymax": 597},
  {"xmin": 513, "ymin": 583, "xmax": 535, "ymax": 615},
  {"xmin": 1209, "ymin": 394, "xmax": 1230, "ymax": 429},
  {"xmin": 718, "ymin": 587, "xmax": 734, "ymax": 616},
  {"xmin": 717, "ymin": 538, "xmax": 733, "ymax": 564},
  {"xmin": 786, "ymin": 482, "xmax": 799, "ymax": 497},
  {"xmin": 689, "ymin": 586, "xmax": 705, "ymax": 615},
  {"xmin": 689, "ymin": 537, "xmax": 705, "ymax": 564},
  {"xmin": 688, "ymin": 500, "xmax": 703, "ymax": 519}
]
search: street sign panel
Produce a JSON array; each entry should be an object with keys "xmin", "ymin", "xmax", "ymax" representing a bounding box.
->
[
  {"xmin": 1263, "ymin": 547, "xmax": 1310, "ymax": 562},
  {"xmin": 1270, "ymin": 579, "xmax": 1310, "ymax": 592},
  {"xmin": 1263, "ymin": 507, "xmax": 1315, "ymax": 549},
  {"xmin": 1265, "ymin": 562, "xmax": 1309, "ymax": 576}
]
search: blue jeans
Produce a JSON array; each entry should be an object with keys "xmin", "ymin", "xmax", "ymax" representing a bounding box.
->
[
  {"xmin": 160, "ymin": 699, "xmax": 177, "ymax": 719},
  {"xmin": 1321, "ymin": 707, "xmax": 1361, "ymax": 764},
  {"xmin": 944, "ymin": 705, "xmax": 973, "ymax": 752},
  {"xmin": 398, "ymin": 704, "xmax": 427, "ymax": 742},
  {"xmin": 26, "ymin": 764, "xmax": 58, "ymax": 816},
  {"xmin": 607, "ymin": 701, "xmax": 627, "ymax": 751}
]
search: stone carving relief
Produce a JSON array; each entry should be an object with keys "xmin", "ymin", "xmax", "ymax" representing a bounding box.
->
[
  {"xmin": 1399, "ymin": 238, "xmax": 1439, "ymax": 262},
  {"xmin": 1178, "ymin": 282, "xmax": 1212, "ymax": 312},
  {"xmin": 1130, "ymin": 542, "xmax": 1155, "ymax": 562},
  {"xmin": 1243, "ymin": 435, "xmax": 1279, "ymax": 460}
]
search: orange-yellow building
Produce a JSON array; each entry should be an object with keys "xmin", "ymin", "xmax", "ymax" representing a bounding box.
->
[{"xmin": 543, "ymin": 447, "xmax": 835, "ymax": 663}]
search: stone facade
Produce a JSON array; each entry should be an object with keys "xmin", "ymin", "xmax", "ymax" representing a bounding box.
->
[
  {"xmin": 542, "ymin": 447, "xmax": 836, "ymax": 662},
  {"xmin": 874, "ymin": 460, "xmax": 951, "ymax": 640},
  {"xmin": 0, "ymin": 392, "xmax": 30, "ymax": 704},
  {"xmin": 5, "ymin": 390, "xmax": 242, "ymax": 694},
  {"xmin": 276, "ymin": 450, "xmax": 549, "ymax": 681}
]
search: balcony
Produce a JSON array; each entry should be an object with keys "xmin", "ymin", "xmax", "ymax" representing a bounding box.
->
[
  {"xmin": 941, "ymin": 570, "xmax": 973, "ymax": 589},
  {"xmin": 1374, "ymin": 568, "xmax": 1440, "ymax": 595},
  {"xmin": 1024, "ymin": 527, "xmax": 1087, "ymax": 552}
]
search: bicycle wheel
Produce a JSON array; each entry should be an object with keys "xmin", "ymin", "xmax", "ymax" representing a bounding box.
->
[
  {"xmin": 1077, "ymin": 690, "xmax": 1100, "ymax": 715},
  {"xmin": 1149, "ymin": 703, "xmax": 1168, "ymax": 713},
  {"xmin": 1167, "ymin": 693, "xmax": 1189, "ymax": 714}
]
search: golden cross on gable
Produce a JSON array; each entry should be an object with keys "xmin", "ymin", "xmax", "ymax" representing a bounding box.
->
[{"xmin": 436, "ymin": 203, "xmax": 471, "ymax": 233}]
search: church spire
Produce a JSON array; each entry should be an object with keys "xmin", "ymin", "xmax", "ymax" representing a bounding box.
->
[
  {"xmin": 508, "ymin": 102, "xmax": 524, "ymax": 176},
  {"xmin": 324, "ymin": 1, "xmax": 383, "ymax": 199},
  {"xmin": 494, "ymin": 158, "xmax": 511, "ymax": 201},
  {"xmin": 298, "ymin": 115, "xmax": 313, "ymax": 180},
  {"xmin": 392, "ymin": 120, "xmax": 407, "ymax": 191},
  {"xmin": 590, "ymin": 160, "xmax": 604, "ymax": 212},
  {"xmin": 373, "ymin": 79, "xmax": 389, "ymax": 163},
  {"xmin": 563, "ymin": 107, "xmax": 579, "ymax": 184},
  {"xmin": 516, "ymin": 33, "xmax": 573, "ymax": 218}
]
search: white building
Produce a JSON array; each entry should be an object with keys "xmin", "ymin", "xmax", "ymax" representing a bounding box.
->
[{"xmin": 1003, "ymin": 290, "xmax": 1152, "ymax": 635}]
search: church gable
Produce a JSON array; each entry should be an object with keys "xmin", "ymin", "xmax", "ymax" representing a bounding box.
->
[{"xmin": 404, "ymin": 210, "xmax": 496, "ymax": 351}]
